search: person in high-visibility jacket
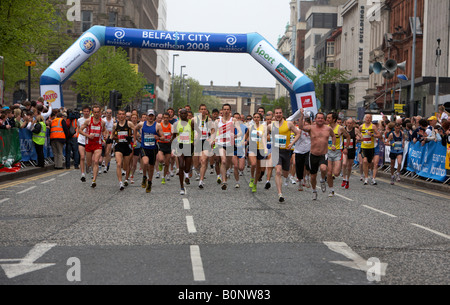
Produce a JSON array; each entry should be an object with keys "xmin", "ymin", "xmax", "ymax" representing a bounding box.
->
[
  {"xmin": 50, "ymin": 112, "xmax": 69, "ymax": 169},
  {"xmin": 32, "ymin": 115, "xmax": 47, "ymax": 168}
]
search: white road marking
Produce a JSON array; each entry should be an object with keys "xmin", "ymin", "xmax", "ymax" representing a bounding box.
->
[
  {"xmin": 335, "ymin": 193, "xmax": 354, "ymax": 201},
  {"xmin": 58, "ymin": 172, "xmax": 70, "ymax": 177},
  {"xmin": 41, "ymin": 178, "xmax": 55, "ymax": 184},
  {"xmin": 324, "ymin": 241, "xmax": 387, "ymax": 277},
  {"xmin": 0, "ymin": 198, "xmax": 10, "ymax": 204},
  {"xmin": 17, "ymin": 186, "xmax": 36, "ymax": 194},
  {"xmin": 190, "ymin": 245, "xmax": 205, "ymax": 281},
  {"xmin": 186, "ymin": 216, "xmax": 197, "ymax": 233},
  {"xmin": 411, "ymin": 223, "xmax": 450, "ymax": 240},
  {"xmin": 362, "ymin": 205, "xmax": 397, "ymax": 218},
  {"xmin": 0, "ymin": 243, "xmax": 57, "ymax": 279},
  {"xmin": 183, "ymin": 198, "xmax": 190, "ymax": 210}
]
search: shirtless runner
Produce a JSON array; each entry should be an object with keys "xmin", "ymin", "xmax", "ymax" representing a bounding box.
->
[{"xmin": 298, "ymin": 109, "xmax": 336, "ymax": 200}]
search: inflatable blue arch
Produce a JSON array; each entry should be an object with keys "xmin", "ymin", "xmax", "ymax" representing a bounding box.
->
[{"xmin": 40, "ymin": 26, "xmax": 317, "ymax": 115}]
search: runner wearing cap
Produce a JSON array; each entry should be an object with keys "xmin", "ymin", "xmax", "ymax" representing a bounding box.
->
[{"xmin": 134, "ymin": 109, "xmax": 163, "ymax": 193}]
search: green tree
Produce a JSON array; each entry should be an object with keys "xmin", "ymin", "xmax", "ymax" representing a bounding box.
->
[
  {"xmin": 305, "ymin": 67, "xmax": 356, "ymax": 110},
  {"xmin": 262, "ymin": 95, "xmax": 291, "ymax": 116},
  {"xmin": 0, "ymin": 0, "xmax": 71, "ymax": 96},
  {"xmin": 71, "ymin": 47, "xmax": 147, "ymax": 107},
  {"xmin": 172, "ymin": 76, "xmax": 221, "ymax": 111}
]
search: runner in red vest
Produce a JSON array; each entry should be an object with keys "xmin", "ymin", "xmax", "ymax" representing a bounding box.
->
[{"xmin": 79, "ymin": 105, "xmax": 107, "ymax": 188}]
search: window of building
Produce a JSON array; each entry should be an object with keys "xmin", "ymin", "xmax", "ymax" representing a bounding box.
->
[
  {"xmin": 81, "ymin": 11, "xmax": 93, "ymax": 32},
  {"xmin": 327, "ymin": 41, "xmax": 335, "ymax": 56},
  {"xmin": 315, "ymin": 34, "xmax": 322, "ymax": 45},
  {"xmin": 108, "ymin": 12, "xmax": 118, "ymax": 27}
]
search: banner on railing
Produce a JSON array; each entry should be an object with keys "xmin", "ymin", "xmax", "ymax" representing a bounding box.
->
[
  {"xmin": 446, "ymin": 144, "xmax": 450, "ymax": 170},
  {"xmin": 0, "ymin": 129, "xmax": 22, "ymax": 170},
  {"xmin": 19, "ymin": 128, "xmax": 53, "ymax": 162},
  {"xmin": 407, "ymin": 141, "xmax": 447, "ymax": 182}
]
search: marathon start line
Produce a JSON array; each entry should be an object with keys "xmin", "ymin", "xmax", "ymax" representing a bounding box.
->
[{"xmin": 39, "ymin": 26, "xmax": 317, "ymax": 115}]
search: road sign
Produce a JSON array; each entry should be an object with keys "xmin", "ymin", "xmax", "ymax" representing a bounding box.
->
[
  {"xmin": 25, "ymin": 61, "xmax": 36, "ymax": 67},
  {"xmin": 394, "ymin": 104, "xmax": 404, "ymax": 110}
]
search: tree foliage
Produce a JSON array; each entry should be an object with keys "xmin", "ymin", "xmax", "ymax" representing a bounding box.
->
[
  {"xmin": 172, "ymin": 76, "xmax": 221, "ymax": 111},
  {"xmin": 71, "ymin": 47, "xmax": 147, "ymax": 107},
  {"xmin": 0, "ymin": 0, "xmax": 71, "ymax": 96}
]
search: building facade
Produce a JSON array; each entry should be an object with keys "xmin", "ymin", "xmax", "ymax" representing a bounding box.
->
[{"xmin": 203, "ymin": 82, "xmax": 275, "ymax": 116}]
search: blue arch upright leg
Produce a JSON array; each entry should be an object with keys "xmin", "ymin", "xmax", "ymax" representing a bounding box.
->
[{"xmin": 40, "ymin": 26, "xmax": 316, "ymax": 115}]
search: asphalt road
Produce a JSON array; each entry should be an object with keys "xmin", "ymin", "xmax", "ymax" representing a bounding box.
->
[{"xmin": 0, "ymin": 161, "xmax": 449, "ymax": 286}]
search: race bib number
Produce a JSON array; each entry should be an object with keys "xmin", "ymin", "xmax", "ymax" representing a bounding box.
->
[
  {"xmin": 274, "ymin": 134, "xmax": 287, "ymax": 148},
  {"xmin": 118, "ymin": 131, "xmax": 128, "ymax": 143},
  {"xmin": 179, "ymin": 132, "xmax": 191, "ymax": 145},
  {"xmin": 144, "ymin": 133, "xmax": 155, "ymax": 147}
]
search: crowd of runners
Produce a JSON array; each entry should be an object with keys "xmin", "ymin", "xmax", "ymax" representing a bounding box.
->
[{"xmin": 76, "ymin": 103, "xmax": 409, "ymax": 202}]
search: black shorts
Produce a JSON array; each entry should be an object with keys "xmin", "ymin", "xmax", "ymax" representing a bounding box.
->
[
  {"xmin": 158, "ymin": 142, "xmax": 172, "ymax": 155},
  {"xmin": 389, "ymin": 152, "xmax": 403, "ymax": 159},
  {"xmin": 347, "ymin": 149, "xmax": 356, "ymax": 160},
  {"xmin": 249, "ymin": 149, "xmax": 267, "ymax": 161},
  {"xmin": 175, "ymin": 143, "xmax": 194, "ymax": 157},
  {"xmin": 361, "ymin": 148, "xmax": 375, "ymax": 163},
  {"xmin": 194, "ymin": 139, "xmax": 213, "ymax": 154},
  {"xmin": 272, "ymin": 149, "xmax": 293, "ymax": 171},
  {"xmin": 115, "ymin": 144, "xmax": 132, "ymax": 157},
  {"xmin": 141, "ymin": 148, "xmax": 158, "ymax": 165},
  {"xmin": 308, "ymin": 153, "xmax": 327, "ymax": 175}
]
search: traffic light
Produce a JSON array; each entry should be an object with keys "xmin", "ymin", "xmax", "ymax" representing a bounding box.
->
[
  {"xmin": 109, "ymin": 90, "xmax": 122, "ymax": 110},
  {"xmin": 323, "ymin": 83, "xmax": 336, "ymax": 112},
  {"xmin": 336, "ymin": 83, "xmax": 349, "ymax": 110}
]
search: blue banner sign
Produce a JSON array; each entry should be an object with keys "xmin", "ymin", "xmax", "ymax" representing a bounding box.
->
[{"xmin": 407, "ymin": 141, "xmax": 447, "ymax": 182}]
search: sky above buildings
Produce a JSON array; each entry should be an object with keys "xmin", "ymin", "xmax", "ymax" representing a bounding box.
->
[{"xmin": 166, "ymin": 0, "xmax": 292, "ymax": 88}]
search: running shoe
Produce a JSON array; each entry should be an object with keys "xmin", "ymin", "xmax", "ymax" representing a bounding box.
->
[
  {"xmin": 312, "ymin": 191, "xmax": 318, "ymax": 201},
  {"xmin": 391, "ymin": 176, "xmax": 395, "ymax": 185},
  {"xmin": 91, "ymin": 181, "xmax": 96, "ymax": 188},
  {"xmin": 320, "ymin": 180, "xmax": 326, "ymax": 192},
  {"xmin": 185, "ymin": 176, "xmax": 190, "ymax": 185},
  {"xmin": 249, "ymin": 178, "xmax": 255, "ymax": 188},
  {"xmin": 81, "ymin": 174, "xmax": 86, "ymax": 182},
  {"xmin": 278, "ymin": 194, "xmax": 285, "ymax": 203},
  {"xmin": 252, "ymin": 183, "xmax": 257, "ymax": 193},
  {"xmin": 161, "ymin": 178, "xmax": 166, "ymax": 185},
  {"xmin": 372, "ymin": 178, "xmax": 377, "ymax": 185},
  {"xmin": 235, "ymin": 183, "xmax": 240, "ymax": 188},
  {"xmin": 264, "ymin": 181, "xmax": 271, "ymax": 190},
  {"xmin": 396, "ymin": 172, "xmax": 401, "ymax": 182},
  {"xmin": 146, "ymin": 181, "xmax": 152, "ymax": 193},
  {"xmin": 180, "ymin": 188, "xmax": 186, "ymax": 195},
  {"xmin": 221, "ymin": 183, "xmax": 227, "ymax": 190},
  {"xmin": 199, "ymin": 180, "xmax": 204, "ymax": 189},
  {"xmin": 119, "ymin": 182, "xmax": 124, "ymax": 191},
  {"xmin": 341, "ymin": 180, "xmax": 346, "ymax": 187},
  {"xmin": 364, "ymin": 178, "xmax": 368, "ymax": 185},
  {"xmin": 305, "ymin": 178, "xmax": 311, "ymax": 188},
  {"xmin": 345, "ymin": 181, "xmax": 349, "ymax": 189},
  {"xmin": 298, "ymin": 184, "xmax": 303, "ymax": 191},
  {"xmin": 130, "ymin": 176, "xmax": 134, "ymax": 184},
  {"xmin": 216, "ymin": 175, "xmax": 222, "ymax": 184},
  {"xmin": 141, "ymin": 176, "xmax": 147, "ymax": 188},
  {"xmin": 328, "ymin": 190, "xmax": 335, "ymax": 197},
  {"xmin": 124, "ymin": 180, "xmax": 129, "ymax": 187},
  {"xmin": 155, "ymin": 172, "xmax": 160, "ymax": 179}
]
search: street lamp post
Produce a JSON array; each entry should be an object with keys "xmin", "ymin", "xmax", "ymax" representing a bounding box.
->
[
  {"xmin": 435, "ymin": 38, "xmax": 441, "ymax": 115},
  {"xmin": 180, "ymin": 65, "xmax": 186, "ymax": 97},
  {"xmin": 171, "ymin": 54, "xmax": 179, "ymax": 108},
  {"xmin": 409, "ymin": 0, "xmax": 418, "ymax": 113}
]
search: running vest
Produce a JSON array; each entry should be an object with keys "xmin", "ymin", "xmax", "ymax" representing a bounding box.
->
[
  {"xmin": 159, "ymin": 122, "xmax": 172, "ymax": 143},
  {"xmin": 198, "ymin": 116, "xmax": 210, "ymax": 140},
  {"xmin": 176, "ymin": 120, "xmax": 193, "ymax": 145},
  {"xmin": 250, "ymin": 123, "xmax": 265, "ymax": 150},
  {"xmin": 141, "ymin": 121, "xmax": 158, "ymax": 149},
  {"xmin": 328, "ymin": 124, "xmax": 342, "ymax": 150},
  {"xmin": 217, "ymin": 117, "xmax": 234, "ymax": 147},
  {"xmin": 390, "ymin": 131, "xmax": 403, "ymax": 154},
  {"xmin": 115, "ymin": 121, "xmax": 132, "ymax": 144},
  {"xmin": 361, "ymin": 123, "xmax": 375, "ymax": 149},
  {"xmin": 344, "ymin": 127, "xmax": 356, "ymax": 150},
  {"xmin": 32, "ymin": 122, "xmax": 47, "ymax": 145},
  {"xmin": 86, "ymin": 117, "xmax": 102, "ymax": 145},
  {"xmin": 272, "ymin": 120, "xmax": 290, "ymax": 150}
]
